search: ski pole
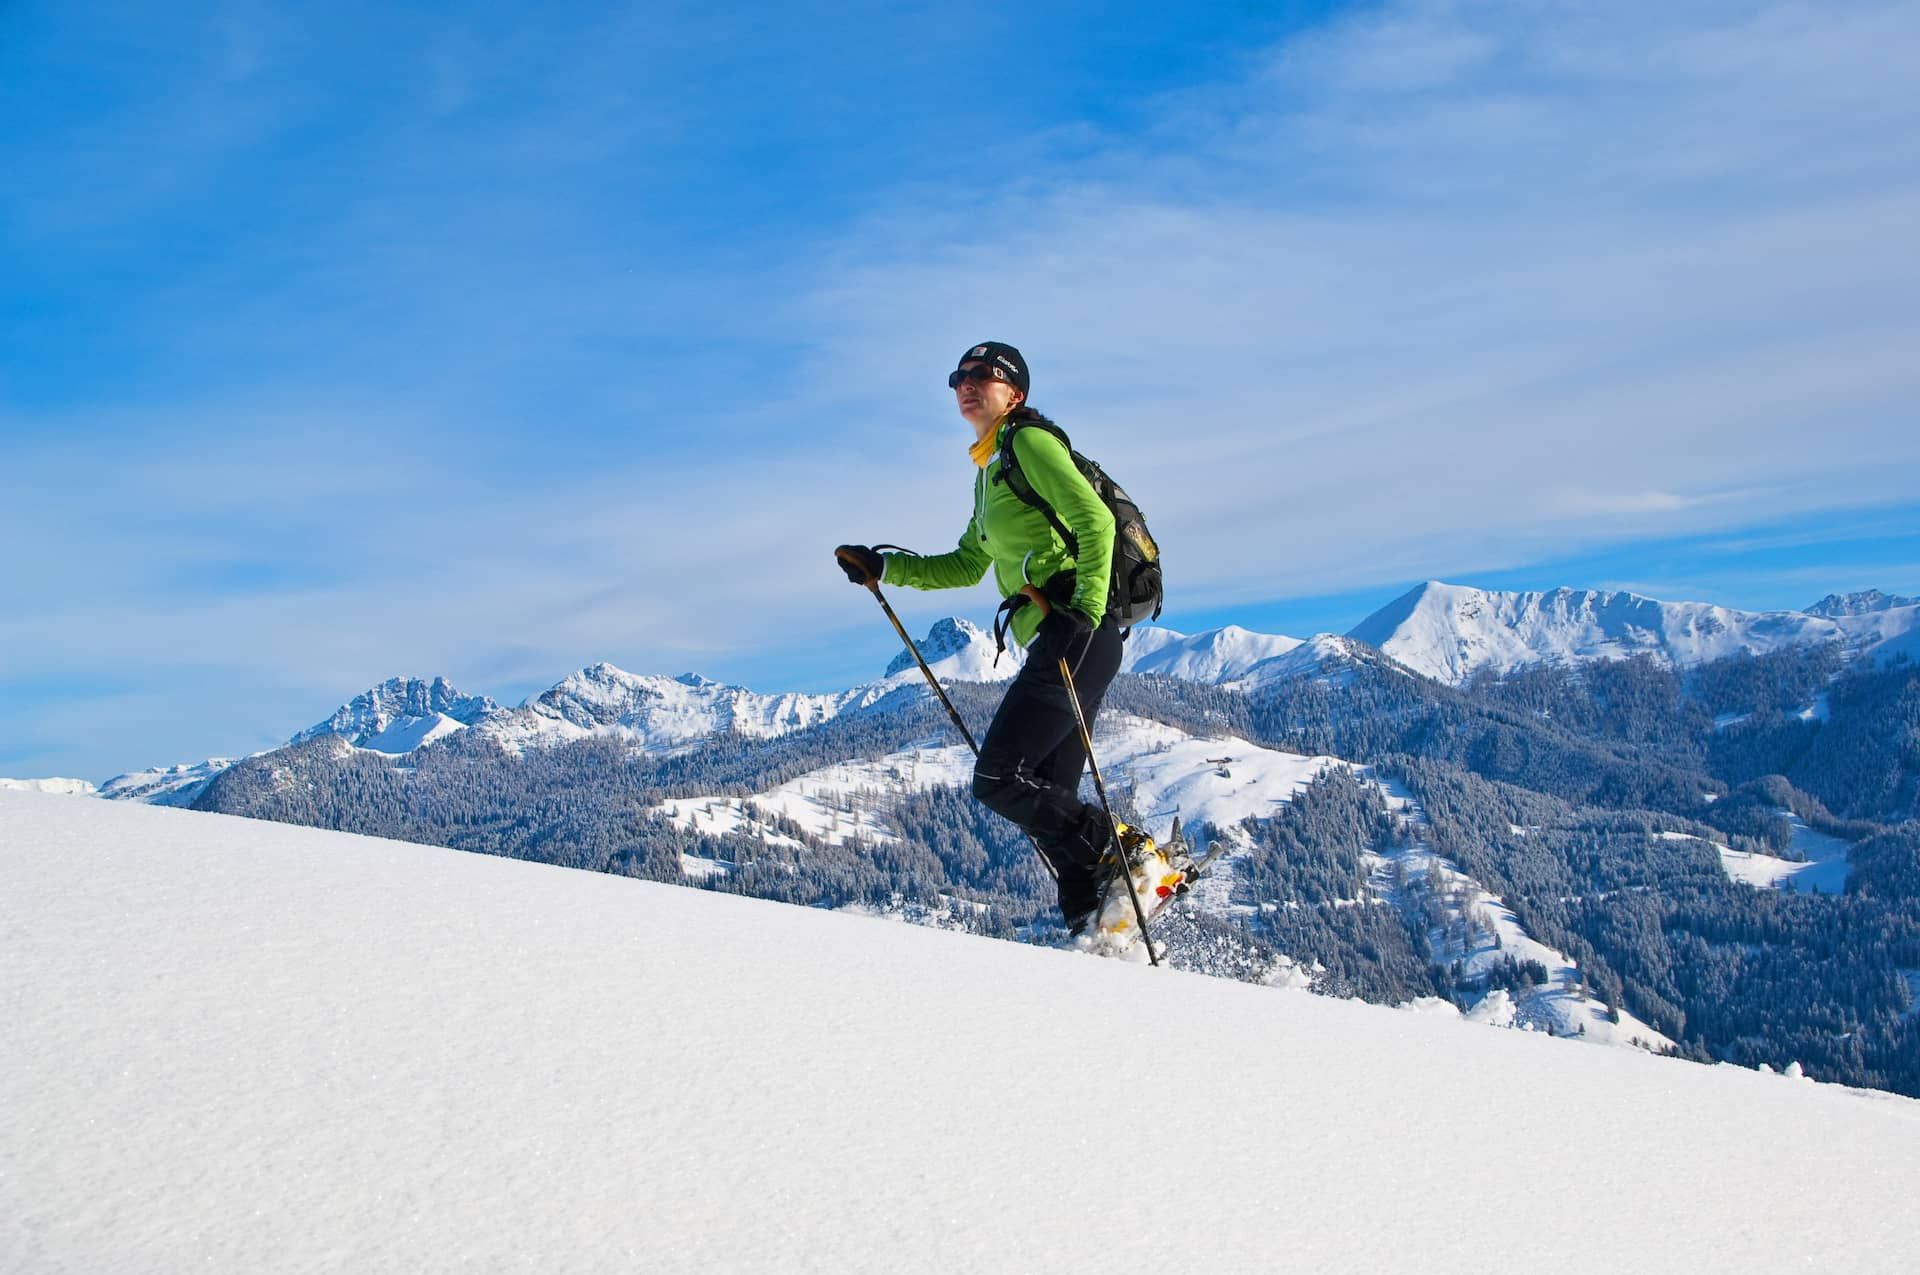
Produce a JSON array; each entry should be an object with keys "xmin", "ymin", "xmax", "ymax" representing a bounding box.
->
[
  {"xmin": 1058, "ymin": 653, "xmax": 1160, "ymax": 967},
  {"xmin": 861, "ymin": 580, "xmax": 1059, "ymax": 883}
]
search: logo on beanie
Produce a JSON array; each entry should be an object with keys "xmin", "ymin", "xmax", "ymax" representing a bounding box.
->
[{"xmin": 971, "ymin": 346, "xmax": 989, "ymax": 358}]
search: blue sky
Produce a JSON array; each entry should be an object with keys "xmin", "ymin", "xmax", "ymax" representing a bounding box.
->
[{"xmin": 3, "ymin": 0, "xmax": 1917, "ymax": 780}]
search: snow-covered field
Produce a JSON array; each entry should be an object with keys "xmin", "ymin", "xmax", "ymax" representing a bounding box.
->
[
  {"xmin": 660, "ymin": 744, "xmax": 978, "ymax": 848},
  {"xmin": 656, "ymin": 715, "xmax": 1339, "ymax": 863},
  {"xmin": 1662, "ymin": 816, "xmax": 1853, "ymax": 894},
  {"xmin": 3, "ymin": 790, "xmax": 1917, "ymax": 1274}
]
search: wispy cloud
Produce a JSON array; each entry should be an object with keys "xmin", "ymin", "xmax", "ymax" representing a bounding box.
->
[
  {"xmin": 4, "ymin": 1, "xmax": 1917, "ymax": 779},
  {"xmin": 800, "ymin": 0, "xmax": 1920, "ymax": 605}
]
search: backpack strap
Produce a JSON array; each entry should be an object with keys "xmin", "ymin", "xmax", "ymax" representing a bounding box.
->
[{"xmin": 994, "ymin": 420, "xmax": 1080, "ymax": 557}]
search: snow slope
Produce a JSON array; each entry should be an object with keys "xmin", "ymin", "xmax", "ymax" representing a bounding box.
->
[
  {"xmin": 657, "ymin": 715, "xmax": 1340, "ymax": 862},
  {"xmin": 2, "ymin": 790, "xmax": 1915, "ymax": 1274},
  {"xmin": 1350, "ymin": 580, "xmax": 1920, "ymax": 684},
  {"xmin": 1231, "ymin": 632, "xmax": 1407, "ymax": 689},
  {"xmin": 1662, "ymin": 817, "xmax": 1853, "ymax": 894},
  {"xmin": 1373, "ymin": 780, "xmax": 1673, "ymax": 1050},
  {"xmin": 1120, "ymin": 623, "xmax": 1304, "ymax": 681},
  {"xmin": 661, "ymin": 744, "xmax": 979, "ymax": 850}
]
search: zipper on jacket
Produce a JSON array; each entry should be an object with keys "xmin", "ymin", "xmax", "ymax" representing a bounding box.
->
[{"xmin": 975, "ymin": 464, "xmax": 988, "ymax": 542}]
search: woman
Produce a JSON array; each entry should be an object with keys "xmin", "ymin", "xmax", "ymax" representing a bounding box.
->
[{"xmin": 834, "ymin": 341, "xmax": 1130, "ymax": 933}]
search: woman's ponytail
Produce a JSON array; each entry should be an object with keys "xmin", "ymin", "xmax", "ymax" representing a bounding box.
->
[{"xmin": 1004, "ymin": 404, "xmax": 1057, "ymax": 430}]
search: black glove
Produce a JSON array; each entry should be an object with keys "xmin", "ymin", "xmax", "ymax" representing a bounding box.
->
[
  {"xmin": 1037, "ymin": 605, "xmax": 1094, "ymax": 649},
  {"xmin": 834, "ymin": 544, "xmax": 885, "ymax": 586}
]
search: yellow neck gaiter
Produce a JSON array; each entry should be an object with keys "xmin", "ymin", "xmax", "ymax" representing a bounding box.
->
[{"xmin": 968, "ymin": 418, "xmax": 1004, "ymax": 469}]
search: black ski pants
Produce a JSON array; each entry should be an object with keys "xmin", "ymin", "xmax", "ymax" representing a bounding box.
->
[{"xmin": 972, "ymin": 614, "xmax": 1125, "ymax": 912}]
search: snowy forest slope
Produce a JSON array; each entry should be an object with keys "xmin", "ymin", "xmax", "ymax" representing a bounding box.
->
[{"xmin": 3, "ymin": 790, "xmax": 1917, "ymax": 1275}]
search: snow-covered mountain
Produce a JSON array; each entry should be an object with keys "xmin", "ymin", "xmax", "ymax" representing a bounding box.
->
[
  {"xmin": 1121, "ymin": 622, "xmax": 1303, "ymax": 681},
  {"xmin": 1805, "ymin": 589, "xmax": 1918, "ymax": 618},
  {"xmin": 1230, "ymin": 632, "xmax": 1413, "ymax": 689},
  {"xmin": 473, "ymin": 663, "xmax": 873, "ymax": 755},
  {"xmin": 289, "ymin": 675, "xmax": 501, "ymax": 753},
  {"xmin": 6, "ymin": 788, "xmax": 1913, "ymax": 1273},
  {"xmin": 1348, "ymin": 580, "xmax": 1920, "ymax": 684},
  {"xmin": 76, "ymin": 576, "xmax": 1920, "ymax": 801},
  {"xmin": 97, "ymin": 759, "xmax": 235, "ymax": 807},
  {"xmin": 880, "ymin": 615, "xmax": 1019, "ymax": 684},
  {"xmin": 0, "ymin": 776, "xmax": 97, "ymax": 796}
]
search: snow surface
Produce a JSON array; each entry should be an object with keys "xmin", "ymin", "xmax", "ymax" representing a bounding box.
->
[
  {"xmin": 660, "ymin": 745, "xmax": 978, "ymax": 848},
  {"xmin": 354, "ymin": 711, "xmax": 470, "ymax": 754},
  {"xmin": 3, "ymin": 790, "xmax": 1916, "ymax": 1274},
  {"xmin": 1870, "ymin": 620, "xmax": 1920, "ymax": 669},
  {"xmin": 653, "ymin": 719, "xmax": 1663, "ymax": 1053},
  {"xmin": 1230, "ymin": 632, "xmax": 1401, "ymax": 689},
  {"xmin": 656, "ymin": 716, "xmax": 1338, "ymax": 862},
  {"xmin": 1663, "ymin": 818, "xmax": 1853, "ymax": 894},
  {"xmin": 1096, "ymin": 716, "xmax": 1341, "ymax": 833}
]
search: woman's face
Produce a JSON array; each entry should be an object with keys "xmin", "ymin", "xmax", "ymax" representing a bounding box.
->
[{"xmin": 952, "ymin": 361, "xmax": 1023, "ymax": 430}]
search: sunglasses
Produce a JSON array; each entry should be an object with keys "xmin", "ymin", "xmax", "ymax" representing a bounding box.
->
[{"xmin": 947, "ymin": 364, "xmax": 1013, "ymax": 389}]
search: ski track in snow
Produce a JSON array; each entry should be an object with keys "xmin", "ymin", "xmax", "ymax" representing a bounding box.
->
[{"xmin": 2, "ymin": 790, "xmax": 1916, "ymax": 1275}]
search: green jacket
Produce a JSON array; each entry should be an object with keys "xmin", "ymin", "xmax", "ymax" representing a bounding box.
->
[{"xmin": 882, "ymin": 419, "xmax": 1115, "ymax": 649}]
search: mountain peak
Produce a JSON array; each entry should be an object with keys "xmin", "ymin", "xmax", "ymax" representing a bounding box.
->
[
  {"xmin": 1344, "ymin": 582, "xmax": 1854, "ymax": 684},
  {"xmin": 883, "ymin": 617, "xmax": 1002, "ymax": 680},
  {"xmin": 1804, "ymin": 590, "xmax": 1918, "ymax": 618},
  {"xmin": 290, "ymin": 676, "xmax": 501, "ymax": 752},
  {"xmin": 1122, "ymin": 623, "xmax": 1304, "ymax": 681},
  {"xmin": 1232, "ymin": 632, "xmax": 1410, "ymax": 690}
]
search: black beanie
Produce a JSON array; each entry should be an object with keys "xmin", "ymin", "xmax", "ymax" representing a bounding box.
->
[{"xmin": 957, "ymin": 342, "xmax": 1029, "ymax": 396}]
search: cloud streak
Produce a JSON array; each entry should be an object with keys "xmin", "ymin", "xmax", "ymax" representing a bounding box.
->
[
  {"xmin": 4, "ymin": 1, "xmax": 1917, "ymax": 779},
  {"xmin": 801, "ymin": 0, "xmax": 1920, "ymax": 604}
]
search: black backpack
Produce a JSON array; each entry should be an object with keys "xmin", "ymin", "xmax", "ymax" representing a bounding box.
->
[{"xmin": 996, "ymin": 414, "xmax": 1164, "ymax": 631}]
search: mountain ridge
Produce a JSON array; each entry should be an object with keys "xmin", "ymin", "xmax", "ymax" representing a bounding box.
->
[
  {"xmin": 74, "ymin": 578, "xmax": 1919, "ymax": 793},
  {"xmin": 1349, "ymin": 580, "xmax": 1919, "ymax": 684}
]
